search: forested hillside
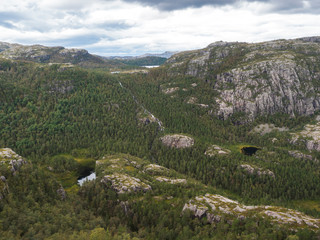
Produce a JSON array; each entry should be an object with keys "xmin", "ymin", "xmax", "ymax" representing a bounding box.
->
[{"xmin": 1, "ymin": 38, "xmax": 320, "ymax": 239}]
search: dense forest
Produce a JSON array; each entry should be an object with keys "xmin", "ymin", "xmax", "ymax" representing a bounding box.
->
[{"xmin": 1, "ymin": 58, "xmax": 320, "ymax": 239}]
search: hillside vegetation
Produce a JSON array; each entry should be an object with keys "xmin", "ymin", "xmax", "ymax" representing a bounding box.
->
[{"xmin": 1, "ymin": 38, "xmax": 320, "ymax": 239}]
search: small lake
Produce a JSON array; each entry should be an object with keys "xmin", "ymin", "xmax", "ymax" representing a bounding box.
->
[
  {"xmin": 143, "ymin": 65, "xmax": 159, "ymax": 68},
  {"xmin": 78, "ymin": 172, "xmax": 96, "ymax": 186}
]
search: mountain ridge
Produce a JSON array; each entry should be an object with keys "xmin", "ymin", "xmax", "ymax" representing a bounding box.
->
[
  {"xmin": 0, "ymin": 41, "xmax": 127, "ymax": 68},
  {"xmin": 164, "ymin": 36, "xmax": 320, "ymax": 120}
]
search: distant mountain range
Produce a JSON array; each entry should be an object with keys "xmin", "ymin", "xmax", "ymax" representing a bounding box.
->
[
  {"xmin": 0, "ymin": 41, "xmax": 175, "ymax": 68},
  {"xmin": 103, "ymin": 51, "xmax": 179, "ymax": 60}
]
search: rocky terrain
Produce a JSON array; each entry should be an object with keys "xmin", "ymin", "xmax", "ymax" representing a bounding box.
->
[
  {"xmin": 101, "ymin": 173, "xmax": 152, "ymax": 193},
  {"xmin": 155, "ymin": 176, "xmax": 187, "ymax": 184},
  {"xmin": 0, "ymin": 148, "xmax": 27, "ymax": 200},
  {"xmin": 252, "ymin": 124, "xmax": 289, "ymax": 135},
  {"xmin": 96, "ymin": 154, "xmax": 193, "ymax": 194},
  {"xmin": 291, "ymin": 120, "xmax": 320, "ymax": 152},
  {"xmin": 92, "ymin": 153, "xmax": 320, "ymax": 231},
  {"xmin": 183, "ymin": 193, "xmax": 320, "ymax": 230},
  {"xmin": 205, "ymin": 145, "xmax": 230, "ymax": 156},
  {"xmin": 0, "ymin": 148, "xmax": 27, "ymax": 173},
  {"xmin": 288, "ymin": 150, "xmax": 315, "ymax": 161},
  {"xmin": 0, "ymin": 41, "xmax": 120, "ymax": 68},
  {"xmin": 166, "ymin": 37, "xmax": 320, "ymax": 120},
  {"xmin": 160, "ymin": 134, "xmax": 194, "ymax": 148},
  {"xmin": 240, "ymin": 164, "xmax": 275, "ymax": 178}
]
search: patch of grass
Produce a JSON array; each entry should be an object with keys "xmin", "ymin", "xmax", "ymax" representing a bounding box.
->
[
  {"xmin": 291, "ymin": 200, "xmax": 320, "ymax": 213},
  {"xmin": 65, "ymin": 184, "xmax": 80, "ymax": 194},
  {"xmin": 75, "ymin": 157, "xmax": 95, "ymax": 169},
  {"xmin": 53, "ymin": 171, "xmax": 78, "ymax": 188},
  {"xmin": 125, "ymin": 165, "xmax": 135, "ymax": 172}
]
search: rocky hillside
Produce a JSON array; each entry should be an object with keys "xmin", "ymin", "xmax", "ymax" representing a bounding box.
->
[
  {"xmin": 165, "ymin": 37, "xmax": 320, "ymax": 120},
  {"xmin": 0, "ymin": 41, "xmax": 122, "ymax": 68},
  {"xmin": 92, "ymin": 154, "xmax": 320, "ymax": 231}
]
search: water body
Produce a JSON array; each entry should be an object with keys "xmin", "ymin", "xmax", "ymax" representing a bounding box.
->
[
  {"xmin": 78, "ymin": 172, "xmax": 96, "ymax": 186},
  {"xmin": 143, "ymin": 65, "xmax": 159, "ymax": 68}
]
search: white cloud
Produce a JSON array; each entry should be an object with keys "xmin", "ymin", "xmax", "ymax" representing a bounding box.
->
[{"xmin": 0, "ymin": 0, "xmax": 320, "ymax": 55}]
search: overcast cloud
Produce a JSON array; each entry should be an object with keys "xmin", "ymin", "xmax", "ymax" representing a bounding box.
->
[{"xmin": 0, "ymin": 0, "xmax": 320, "ymax": 55}]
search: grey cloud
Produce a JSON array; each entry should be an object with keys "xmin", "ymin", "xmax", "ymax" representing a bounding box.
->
[
  {"xmin": 94, "ymin": 21, "xmax": 134, "ymax": 30},
  {"xmin": 121, "ymin": 0, "xmax": 235, "ymax": 11},
  {"xmin": 268, "ymin": 0, "xmax": 317, "ymax": 13},
  {"xmin": 0, "ymin": 11, "xmax": 26, "ymax": 22},
  {"xmin": 0, "ymin": 22, "xmax": 16, "ymax": 29},
  {"xmin": 121, "ymin": 0, "xmax": 319, "ymax": 13},
  {"xmin": 45, "ymin": 35, "xmax": 103, "ymax": 47},
  {"xmin": 0, "ymin": 11, "xmax": 26, "ymax": 30}
]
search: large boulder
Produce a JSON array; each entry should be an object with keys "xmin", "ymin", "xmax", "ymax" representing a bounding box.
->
[{"xmin": 160, "ymin": 134, "xmax": 194, "ymax": 148}]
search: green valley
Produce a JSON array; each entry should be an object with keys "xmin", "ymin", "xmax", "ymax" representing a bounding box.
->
[{"xmin": 2, "ymin": 38, "xmax": 320, "ymax": 239}]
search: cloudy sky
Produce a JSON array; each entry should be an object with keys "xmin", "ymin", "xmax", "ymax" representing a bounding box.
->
[{"xmin": 1, "ymin": 0, "xmax": 320, "ymax": 56}]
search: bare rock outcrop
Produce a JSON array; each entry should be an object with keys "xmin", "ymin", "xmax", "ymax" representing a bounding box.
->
[
  {"xmin": 144, "ymin": 164, "xmax": 168, "ymax": 174},
  {"xmin": 0, "ymin": 148, "xmax": 27, "ymax": 200},
  {"xmin": 252, "ymin": 124, "xmax": 288, "ymax": 135},
  {"xmin": 240, "ymin": 164, "xmax": 275, "ymax": 178},
  {"xmin": 291, "ymin": 122, "xmax": 320, "ymax": 152},
  {"xmin": 162, "ymin": 87, "xmax": 179, "ymax": 94},
  {"xmin": 101, "ymin": 173, "xmax": 151, "ymax": 194},
  {"xmin": 288, "ymin": 150, "xmax": 315, "ymax": 161},
  {"xmin": 205, "ymin": 145, "xmax": 231, "ymax": 156},
  {"xmin": 183, "ymin": 193, "xmax": 320, "ymax": 229},
  {"xmin": 167, "ymin": 38, "xmax": 320, "ymax": 120},
  {"xmin": 155, "ymin": 177, "xmax": 187, "ymax": 184},
  {"xmin": 0, "ymin": 148, "xmax": 27, "ymax": 173},
  {"xmin": 160, "ymin": 134, "xmax": 194, "ymax": 148}
]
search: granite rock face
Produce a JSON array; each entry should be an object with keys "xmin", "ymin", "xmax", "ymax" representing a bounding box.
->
[{"xmin": 167, "ymin": 38, "xmax": 320, "ymax": 120}]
